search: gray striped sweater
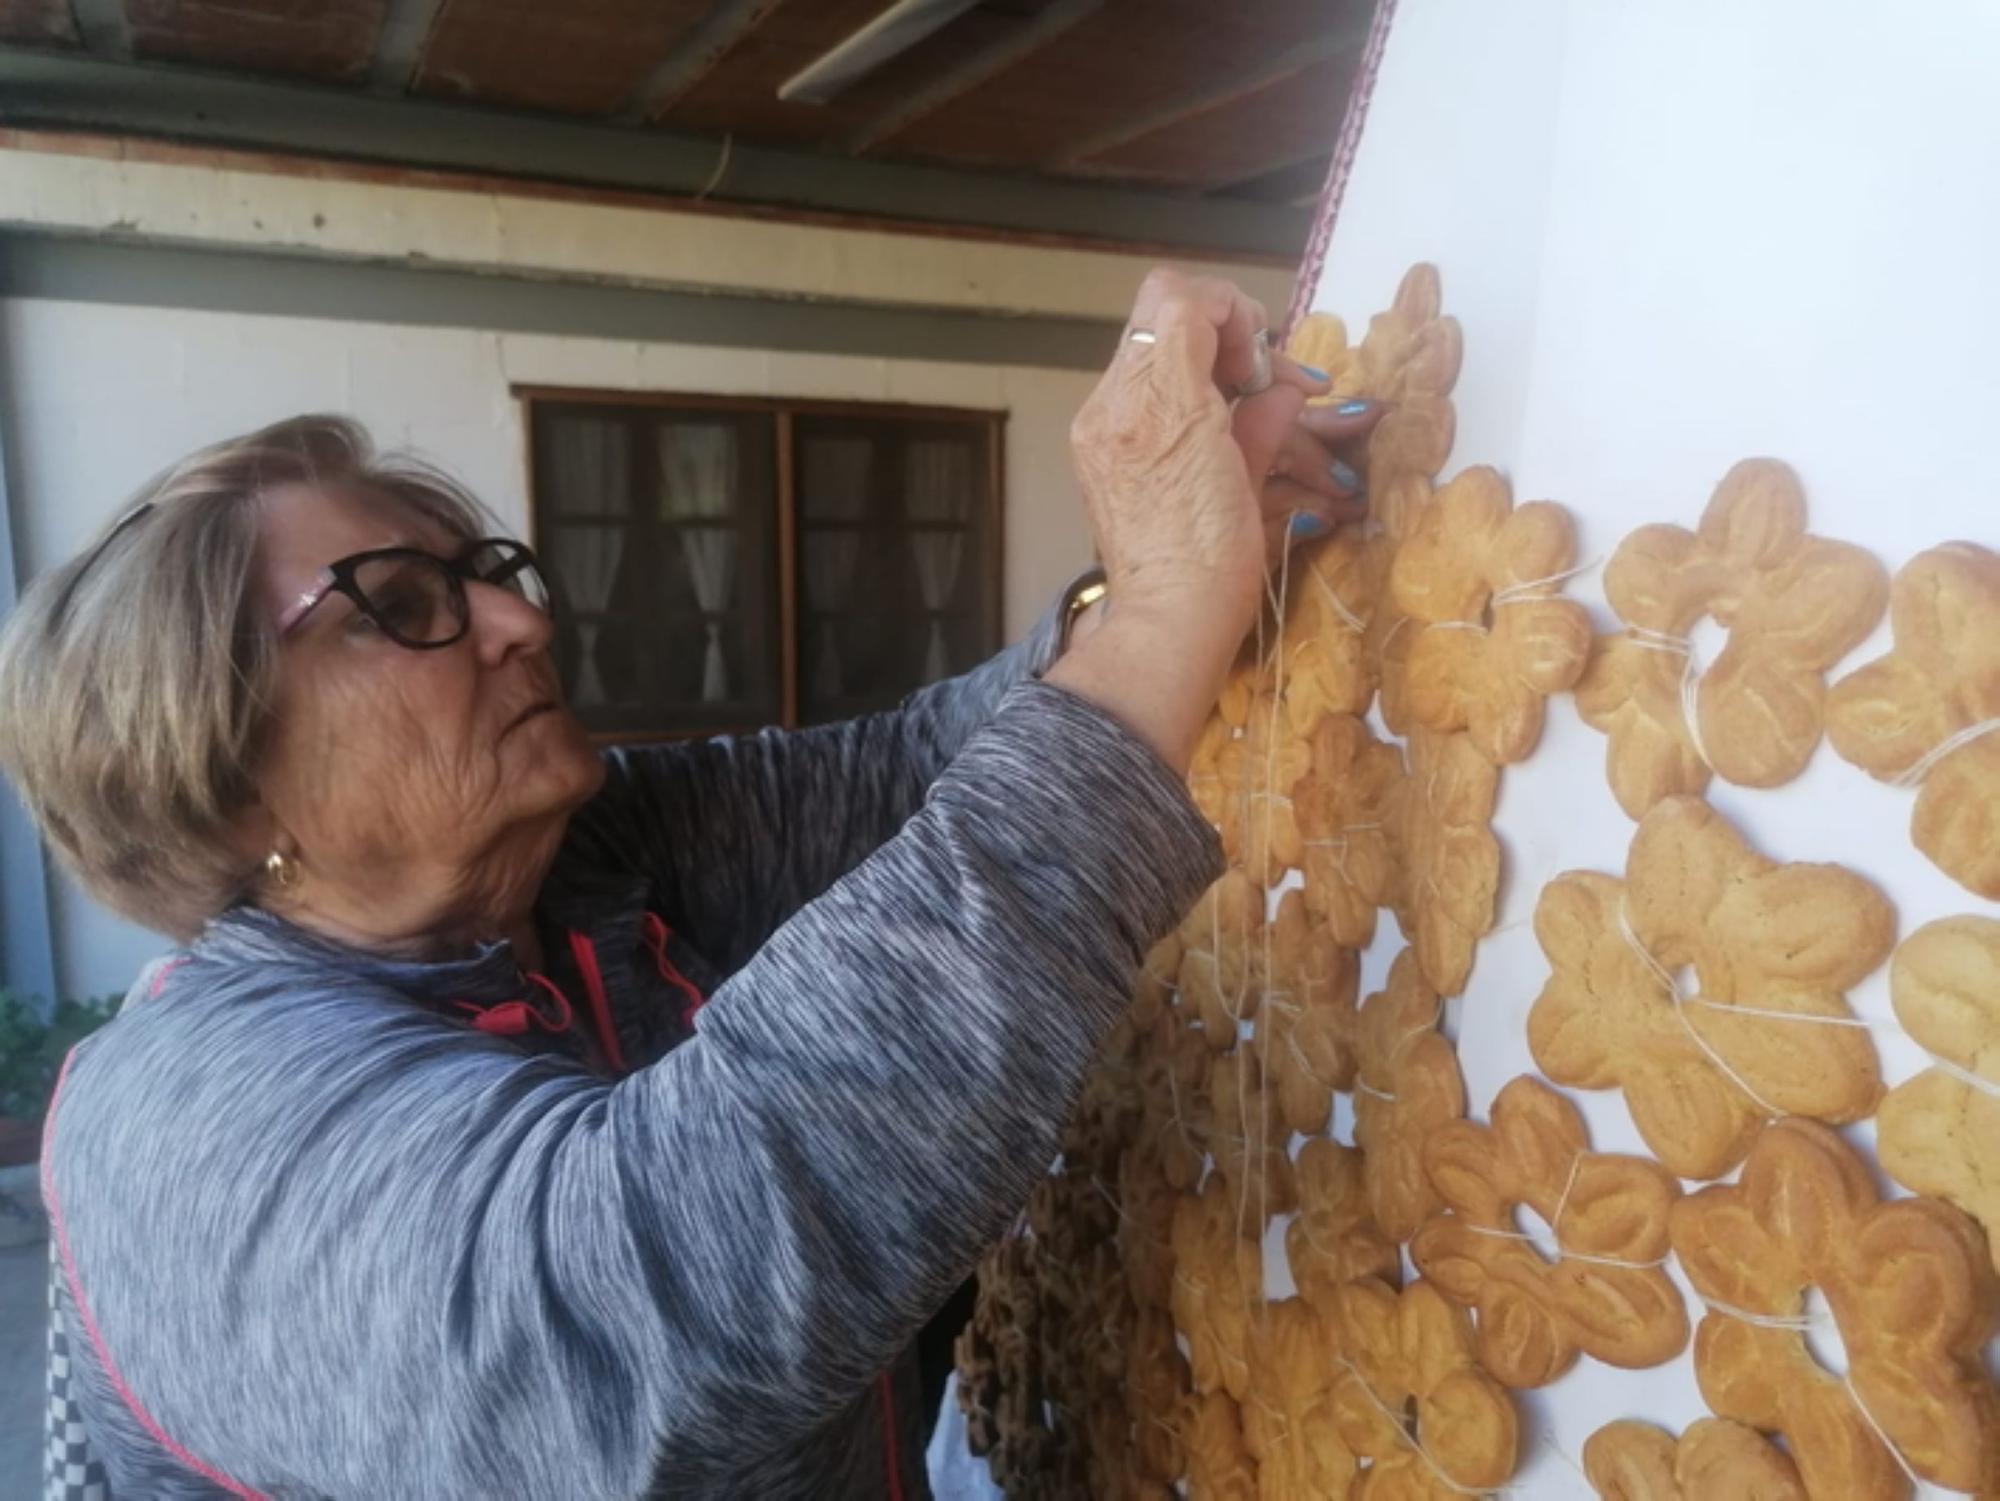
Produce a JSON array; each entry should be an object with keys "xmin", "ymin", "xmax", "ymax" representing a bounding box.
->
[{"xmin": 41, "ymin": 602, "xmax": 1222, "ymax": 1499}]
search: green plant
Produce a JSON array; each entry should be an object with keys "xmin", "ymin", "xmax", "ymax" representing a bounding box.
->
[{"xmin": 0, "ymin": 991, "xmax": 118, "ymax": 1119}]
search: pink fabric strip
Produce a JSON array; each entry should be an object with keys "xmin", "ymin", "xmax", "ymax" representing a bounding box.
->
[
  {"xmin": 1281, "ymin": 0, "xmax": 1405, "ymax": 340},
  {"xmin": 41, "ymin": 1050, "xmax": 269, "ymax": 1499}
]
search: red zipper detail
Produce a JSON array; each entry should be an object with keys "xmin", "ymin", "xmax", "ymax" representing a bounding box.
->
[
  {"xmin": 567, "ymin": 931, "xmax": 629, "ymax": 1076},
  {"xmin": 878, "ymin": 1369, "xmax": 904, "ymax": 1501},
  {"xmin": 640, "ymin": 913, "xmax": 708, "ymax": 1025}
]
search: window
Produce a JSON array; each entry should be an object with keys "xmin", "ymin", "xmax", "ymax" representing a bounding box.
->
[{"xmin": 522, "ymin": 389, "xmax": 1004, "ymax": 740}]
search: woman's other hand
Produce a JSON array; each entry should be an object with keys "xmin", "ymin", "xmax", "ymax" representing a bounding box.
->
[{"xmin": 1048, "ymin": 270, "xmax": 1373, "ymax": 774}]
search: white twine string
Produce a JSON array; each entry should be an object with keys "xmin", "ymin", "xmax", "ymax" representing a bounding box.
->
[
  {"xmin": 1617, "ymin": 902, "xmax": 2000, "ymax": 1103},
  {"xmin": 1620, "ymin": 627, "xmax": 1716, "ymax": 774},
  {"xmin": 1284, "ymin": 1025, "xmax": 1341, "ymax": 1094},
  {"xmin": 1334, "ymin": 1357, "xmax": 1517, "ymax": 1497},
  {"xmin": 1311, "ymin": 565, "xmax": 1369, "ymax": 634},
  {"xmin": 1455, "ymin": 1151, "xmax": 1667, "ymax": 1272},
  {"xmin": 1615, "ymin": 902, "xmax": 1785, "ymax": 1117},
  {"xmin": 1700, "ymin": 1298, "xmax": 1931, "ymax": 1490},
  {"xmin": 1488, "ymin": 554, "xmax": 1603, "ymax": 606},
  {"xmin": 1890, "ymin": 716, "xmax": 2000, "ymax": 789},
  {"xmin": 1355, "ymin": 1079, "xmax": 1397, "ymax": 1104}
]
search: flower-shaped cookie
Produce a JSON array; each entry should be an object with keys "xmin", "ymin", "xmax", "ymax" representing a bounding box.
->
[
  {"xmin": 1134, "ymin": 1005, "xmax": 1209, "ymax": 1192},
  {"xmin": 1353, "ymin": 948, "xmax": 1465, "ymax": 1241},
  {"xmin": 1181, "ymin": 1389, "xmax": 1259, "ymax": 1501},
  {"xmin": 1390, "ymin": 465, "xmax": 1594, "ymax": 765},
  {"xmin": 1243, "ymin": 1297, "xmax": 1358, "ymax": 1499},
  {"xmin": 1218, "ymin": 693, "xmax": 1313, "ymax": 884},
  {"xmin": 1287, "ymin": 1137, "xmax": 1401, "ymax": 1319},
  {"xmin": 1117, "ymin": 1138, "xmax": 1180, "ymax": 1315},
  {"xmin": 1576, "ymin": 457, "xmax": 1889, "ymax": 817},
  {"xmin": 1827, "ymin": 542, "xmax": 2000, "ymax": 899},
  {"xmin": 1204, "ymin": 1046, "xmax": 1296, "ymax": 1221},
  {"xmin": 1411, "ymin": 1076, "xmax": 1689, "ymax": 1387},
  {"xmin": 1877, "ymin": 915, "xmax": 2000, "ymax": 1274},
  {"xmin": 1329, "ymin": 1277, "xmax": 1520, "ymax": 1498},
  {"xmin": 1295, "ymin": 713, "xmax": 1402, "ymax": 949},
  {"xmin": 1252, "ymin": 891, "xmax": 1359, "ymax": 1135},
  {"xmin": 1581, "ymin": 1418, "xmax": 1805, "ymax": 1501},
  {"xmin": 1387, "ymin": 729, "xmax": 1500, "ymax": 998},
  {"xmin": 1171, "ymin": 1176, "xmax": 1264, "ymax": 1403},
  {"xmin": 1281, "ymin": 524, "xmax": 1387, "ymax": 736},
  {"xmin": 1670, "ymin": 1117, "xmax": 2000, "ymax": 1498},
  {"xmin": 1126, "ymin": 1307, "xmax": 1191, "ymax": 1485},
  {"xmin": 1129, "ymin": 931, "xmax": 1183, "ymax": 1033},
  {"xmin": 1289, "ymin": 262, "xmax": 1462, "ymax": 493},
  {"xmin": 1178, "ymin": 871, "xmax": 1265, "ymax": 1048},
  {"xmin": 1527, "ymin": 796, "xmax": 1890, "ymax": 1180}
]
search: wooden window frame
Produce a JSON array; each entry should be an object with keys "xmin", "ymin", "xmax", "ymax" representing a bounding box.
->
[{"xmin": 517, "ymin": 385, "xmax": 1008, "ymax": 743}]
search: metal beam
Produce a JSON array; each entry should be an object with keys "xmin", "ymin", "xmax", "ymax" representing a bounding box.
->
[
  {"xmin": 0, "ymin": 49, "xmax": 1310, "ymax": 258},
  {"xmin": 611, "ymin": 0, "xmax": 788, "ymax": 123},
  {"xmin": 841, "ymin": 0, "xmax": 1105, "ymax": 156},
  {"xmin": 1050, "ymin": 20, "xmax": 1371, "ymax": 171},
  {"xmin": 367, "ymin": 0, "xmax": 449, "ymax": 95},
  {"xmin": 69, "ymin": 0, "xmax": 133, "ymax": 61},
  {"xmin": 0, "ymin": 313, "xmax": 58, "ymax": 1006},
  {"xmin": 0, "ymin": 230, "xmax": 1125, "ymax": 371}
]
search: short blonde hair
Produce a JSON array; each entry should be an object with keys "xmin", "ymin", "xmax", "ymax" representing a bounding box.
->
[{"xmin": 0, "ymin": 415, "xmax": 488, "ymax": 940}]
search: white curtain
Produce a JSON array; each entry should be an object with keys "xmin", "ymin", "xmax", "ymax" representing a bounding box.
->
[
  {"xmin": 800, "ymin": 435, "xmax": 873, "ymax": 701},
  {"xmin": 658, "ymin": 423, "xmax": 740, "ymax": 703},
  {"xmin": 905, "ymin": 440, "xmax": 974, "ymax": 682},
  {"xmin": 542, "ymin": 416, "xmax": 632, "ymax": 707}
]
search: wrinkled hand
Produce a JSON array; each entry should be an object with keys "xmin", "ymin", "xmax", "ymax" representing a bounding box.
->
[
  {"xmin": 1070, "ymin": 270, "xmax": 1378, "ymax": 647},
  {"xmin": 1051, "ymin": 270, "xmax": 1379, "ymax": 771}
]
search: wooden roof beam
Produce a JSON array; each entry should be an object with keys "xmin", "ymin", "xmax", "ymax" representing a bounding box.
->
[
  {"xmin": 612, "ymin": 0, "xmax": 790, "ymax": 123},
  {"xmin": 1048, "ymin": 15, "xmax": 1371, "ymax": 172},
  {"xmin": 367, "ymin": 0, "xmax": 449, "ymax": 95},
  {"xmin": 70, "ymin": 0, "xmax": 132, "ymax": 61},
  {"xmin": 840, "ymin": 0, "xmax": 1106, "ymax": 156}
]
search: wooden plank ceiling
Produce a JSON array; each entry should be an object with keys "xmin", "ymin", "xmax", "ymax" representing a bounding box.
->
[{"xmin": 0, "ymin": 0, "xmax": 1369, "ymax": 201}]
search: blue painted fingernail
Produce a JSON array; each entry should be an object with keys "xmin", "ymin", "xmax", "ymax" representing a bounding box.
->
[
  {"xmin": 1330, "ymin": 459, "xmax": 1360, "ymax": 490},
  {"xmin": 1299, "ymin": 364, "xmax": 1330, "ymax": 382},
  {"xmin": 1336, "ymin": 399, "xmax": 1372, "ymax": 416},
  {"xmin": 1288, "ymin": 513, "xmax": 1331, "ymax": 541}
]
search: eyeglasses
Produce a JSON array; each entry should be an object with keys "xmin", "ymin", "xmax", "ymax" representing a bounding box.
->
[{"xmin": 277, "ymin": 538, "xmax": 551, "ymax": 650}]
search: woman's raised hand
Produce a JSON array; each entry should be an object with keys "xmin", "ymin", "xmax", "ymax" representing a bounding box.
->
[{"xmin": 1048, "ymin": 269, "xmax": 1378, "ymax": 773}]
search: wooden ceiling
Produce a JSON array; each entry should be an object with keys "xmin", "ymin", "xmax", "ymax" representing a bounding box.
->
[{"xmin": 0, "ymin": 0, "xmax": 1368, "ymax": 203}]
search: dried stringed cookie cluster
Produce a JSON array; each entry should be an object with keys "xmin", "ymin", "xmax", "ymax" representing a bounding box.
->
[{"xmin": 960, "ymin": 256, "xmax": 2000, "ymax": 1501}]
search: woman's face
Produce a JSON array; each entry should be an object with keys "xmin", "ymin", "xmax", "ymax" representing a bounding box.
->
[{"xmin": 251, "ymin": 481, "xmax": 604, "ymax": 923}]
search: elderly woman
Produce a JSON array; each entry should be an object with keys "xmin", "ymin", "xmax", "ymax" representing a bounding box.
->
[{"xmin": 0, "ymin": 272, "xmax": 1374, "ymax": 1499}]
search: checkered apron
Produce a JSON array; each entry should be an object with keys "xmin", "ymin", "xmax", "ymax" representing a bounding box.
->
[{"xmin": 45, "ymin": 1238, "xmax": 109, "ymax": 1501}]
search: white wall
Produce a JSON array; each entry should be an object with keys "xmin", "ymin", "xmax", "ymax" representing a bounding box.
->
[{"xmin": 2, "ymin": 296, "xmax": 1102, "ymax": 998}]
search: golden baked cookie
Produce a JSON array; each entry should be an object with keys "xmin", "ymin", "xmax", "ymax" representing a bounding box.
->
[
  {"xmin": 1218, "ymin": 694, "xmax": 1313, "ymax": 885},
  {"xmin": 1390, "ymin": 465, "xmax": 1593, "ymax": 765},
  {"xmin": 1286, "ymin": 1136, "xmax": 1401, "ymax": 1319},
  {"xmin": 1328, "ymin": 1277, "xmax": 1520, "ymax": 1498},
  {"xmin": 1826, "ymin": 541, "xmax": 2000, "ymax": 900},
  {"xmin": 1353, "ymin": 948, "xmax": 1466, "ymax": 1241},
  {"xmin": 1387, "ymin": 729, "xmax": 1501, "ymax": 998},
  {"xmin": 1281, "ymin": 525, "xmax": 1386, "ymax": 736},
  {"xmin": 1126, "ymin": 1307, "xmax": 1191, "ymax": 1485},
  {"xmin": 1252, "ymin": 891, "xmax": 1359, "ymax": 1135},
  {"xmin": 1130, "ymin": 931, "xmax": 1184, "ymax": 1033},
  {"xmin": 1581, "ymin": 1417, "xmax": 1805, "ymax": 1501},
  {"xmin": 1179, "ymin": 871, "xmax": 1265, "ymax": 1048},
  {"xmin": 1412, "ymin": 1075, "xmax": 1689, "ymax": 1387},
  {"xmin": 1204, "ymin": 1047, "xmax": 1296, "ymax": 1221},
  {"xmin": 1670, "ymin": 1117, "xmax": 2000, "ymax": 1498},
  {"xmin": 1527, "ymin": 796, "xmax": 1890, "ymax": 1180},
  {"xmin": 1877, "ymin": 915, "xmax": 2000, "ymax": 1274},
  {"xmin": 1182, "ymin": 1388, "xmax": 1259, "ymax": 1501},
  {"xmin": 1295, "ymin": 713, "xmax": 1402, "ymax": 950},
  {"xmin": 1577, "ymin": 457, "xmax": 1889, "ymax": 817},
  {"xmin": 1171, "ymin": 1175, "xmax": 1265, "ymax": 1404},
  {"xmin": 1135, "ymin": 1004, "xmax": 1209, "ymax": 1193},
  {"xmin": 1243, "ymin": 1297, "xmax": 1358, "ymax": 1500}
]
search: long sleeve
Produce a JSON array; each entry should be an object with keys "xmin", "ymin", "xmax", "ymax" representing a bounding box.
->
[
  {"xmin": 579, "ymin": 586, "xmax": 1075, "ymax": 973},
  {"xmin": 46, "ymin": 681, "xmax": 1220, "ymax": 1499}
]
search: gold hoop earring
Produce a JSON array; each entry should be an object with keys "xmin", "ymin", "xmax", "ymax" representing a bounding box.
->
[{"xmin": 265, "ymin": 850, "xmax": 301, "ymax": 891}]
